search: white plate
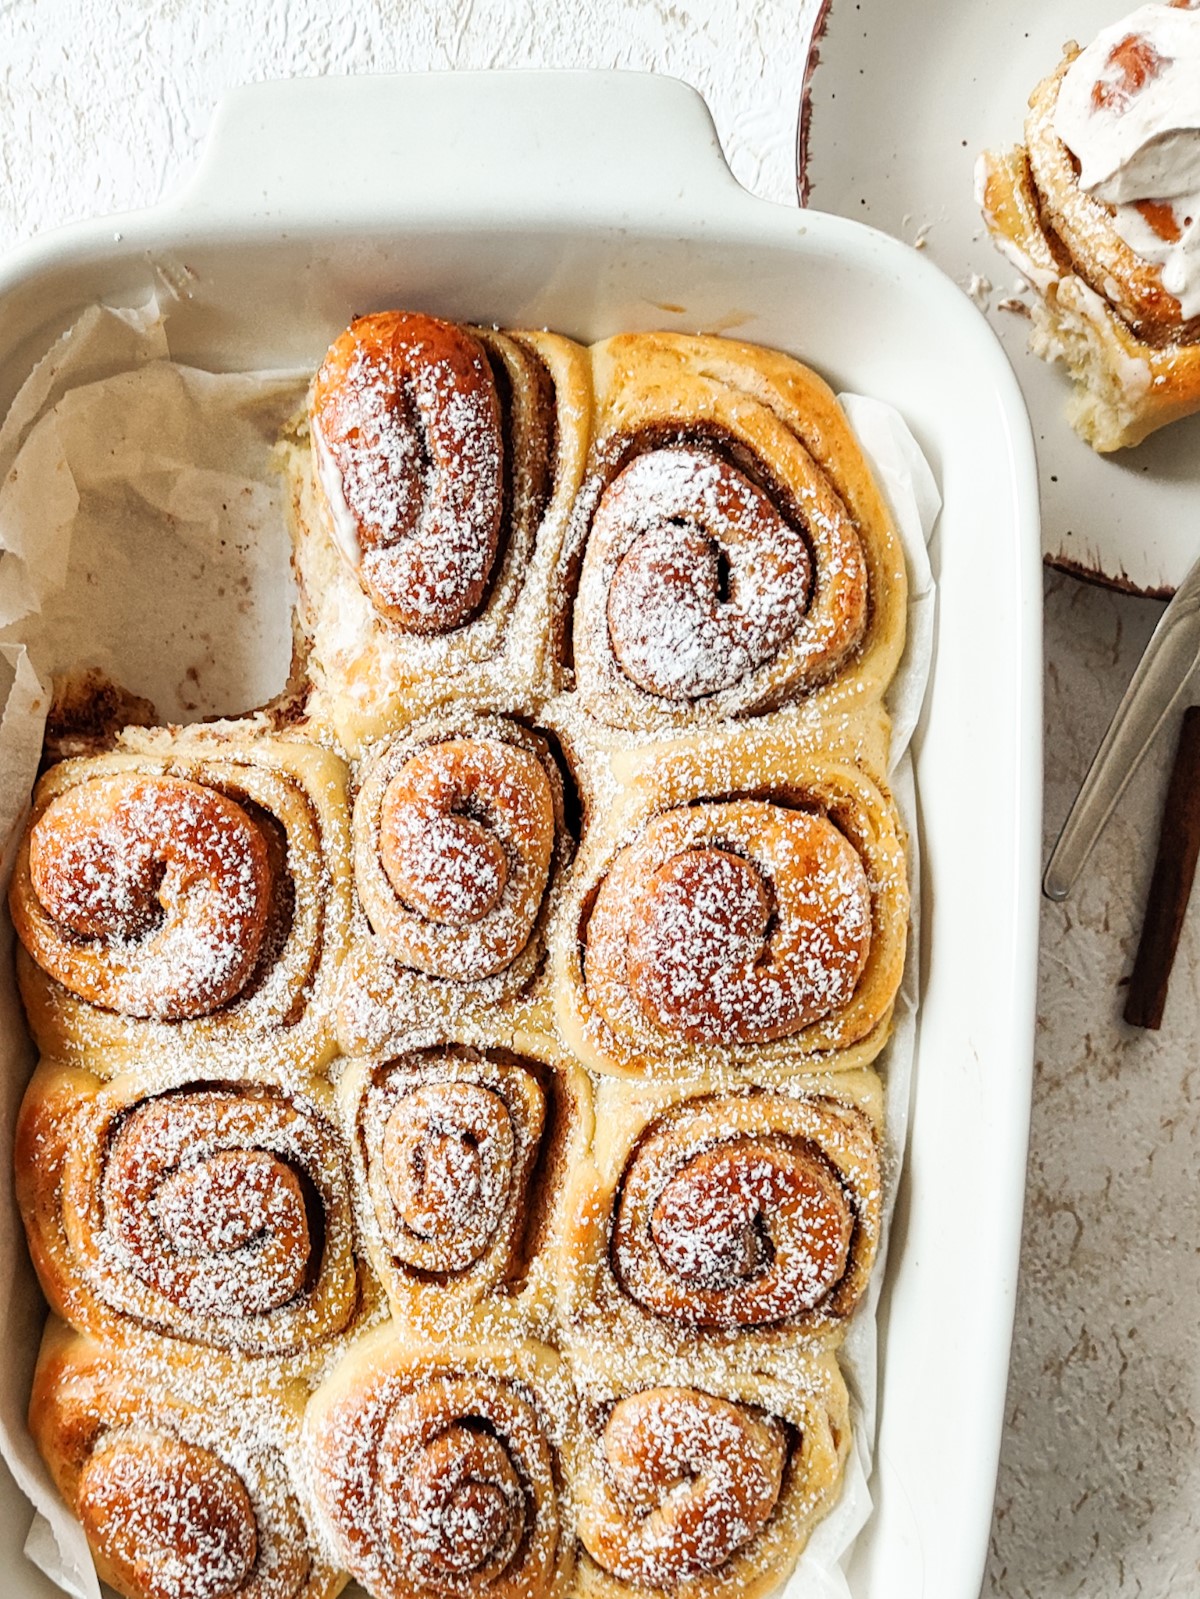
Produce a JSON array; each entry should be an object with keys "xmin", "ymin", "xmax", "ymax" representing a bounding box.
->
[
  {"xmin": 0, "ymin": 71, "xmax": 1042, "ymax": 1599},
  {"xmin": 801, "ymin": 0, "xmax": 1200, "ymax": 596}
]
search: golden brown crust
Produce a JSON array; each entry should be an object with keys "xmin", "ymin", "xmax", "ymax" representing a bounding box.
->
[
  {"xmin": 18, "ymin": 774, "xmax": 274, "ymax": 1021},
  {"xmin": 9, "ymin": 727, "xmax": 353, "ymax": 1078},
  {"xmin": 564, "ymin": 333, "xmax": 905, "ymax": 730},
  {"xmin": 566, "ymin": 1351, "xmax": 849, "ymax": 1599},
  {"xmin": 14, "ymin": 319, "xmax": 917, "ymax": 1598},
  {"xmin": 360, "ymin": 720, "xmax": 562, "ymax": 981},
  {"xmin": 338, "ymin": 714, "xmax": 573, "ymax": 1056},
  {"xmin": 310, "ymin": 312, "xmax": 506, "ymax": 634},
  {"xmin": 584, "ymin": 803, "xmax": 872, "ymax": 1047},
  {"xmin": 553, "ymin": 726, "xmax": 908, "ymax": 1078},
  {"xmin": 16, "ymin": 1060, "xmax": 364, "ymax": 1371},
  {"xmin": 558, "ymin": 1073, "xmax": 883, "ymax": 1364},
  {"xmin": 338, "ymin": 1032, "xmax": 593, "ymax": 1331},
  {"xmin": 287, "ymin": 326, "xmax": 593, "ymax": 754},
  {"xmin": 303, "ymin": 1322, "xmax": 575, "ymax": 1599},
  {"xmin": 30, "ymin": 1319, "xmax": 346, "ymax": 1599}
]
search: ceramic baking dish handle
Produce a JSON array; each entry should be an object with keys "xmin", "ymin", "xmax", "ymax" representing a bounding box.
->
[{"xmin": 175, "ymin": 71, "xmax": 748, "ymax": 227}]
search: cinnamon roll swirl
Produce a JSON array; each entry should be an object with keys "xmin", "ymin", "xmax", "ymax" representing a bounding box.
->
[
  {"xmin": 339, "ymin": 1040, "xmax": 591, "ymax": 1327},
  {"xmin": 338, "ymin": 716, "xmax": 571, "ymax": 1055},
  {"xmin": 304, "ymin": 1323, "xmax": 573, "ymax": 1599},
  {"xmin": 8, "ymin": 727, "xmax": 352, "ymax": 1077},
  {"xmin": 31, "ymin": 1320, "xmax": 345, "ymax": 1599},
  {"xmin": 15, "ymin": 1060, "xmax": 361, "ymax": 1366},
  {"xmin": 554, "ymin": 733, "xmax": 908, "ymax": 1077},
  {"xmin": 311, "ymin": 312, "xmax": 506, "ymax": 634},
  {"xmin": 567, "ymin": 1354, "xmax": 849, "ymax": 1599},
  {"xmin": 559, "ymin": 1075, "xmax": 882, "ymax": 1360},
  {"xmin": 564, "ymin": 332, "xmax": 906, "ymax": 729},
  {"xmin": 285, "ymin": 312, "xmax": 592, "ymax": 752}
]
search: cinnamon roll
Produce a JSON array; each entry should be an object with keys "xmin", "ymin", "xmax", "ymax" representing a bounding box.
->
[
  {"xmin": 30, "ymin": 1319, "xmax": 345, "ymax": 1599},
  {"xmin": 554, "ymin": 731, "xmax": 908, "ymax": 1077},
  {"xmin": 338, "ymin": 715, "xmax": 571, "ymax": 1055},
  {"xmin": 977, "ymin": 4, "xmax": 1200, "ymax": 449},
  {"xmin": 8, "ymin": 727, "xmax": 352, "ymax": 1076},
  {"xmin": 567, "ymin": 1354, "xmax": 849, "ymax": 1599},
  {"xmin": 284, "ymin": 311, "xmax": 592, "ymax": 752},
  {"xmin": 15, "ymin": 1059, "xmax": 362, "ymax": 1366},
  {"xmin": 303, "ymin": 1322, "xmax": 574, "ymax": 1599},
  {"xmin": 339, "ymin": 1039, "xmax": 592, "ymax": 1328},
  {"xmin": 564, "ymin": 332, "xmax": 906, "ymax": 729},
  {"xmin": 560, "ymin": 1074, "xmax": 882, "ymax": 1359}
]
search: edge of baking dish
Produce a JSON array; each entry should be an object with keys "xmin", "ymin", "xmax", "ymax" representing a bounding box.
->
[{"xmin": 0, "ymin": 70, "xmax": 1042, "ymax": 1599}]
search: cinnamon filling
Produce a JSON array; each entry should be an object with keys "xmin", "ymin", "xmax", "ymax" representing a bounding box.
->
[{"xmin": 1091, "ymin": 33, "xmax": 1169, "ymax": 111}]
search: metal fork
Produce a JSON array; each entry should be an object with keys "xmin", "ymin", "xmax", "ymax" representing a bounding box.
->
[{"xmin": 1043, "ymin": 553, "xmax": 1200, "ymax": 900}]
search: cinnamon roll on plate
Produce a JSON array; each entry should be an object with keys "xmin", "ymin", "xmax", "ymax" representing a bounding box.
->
[
  {"xmin": 15, "ymin": 1059, "xmax": 364, "ymax": 1374},
  {"xmin": 564, "ymin": 332, "xmax": 906, "ymax": 731},
  {"xmin": 978, "ymin": 2, "xmax": 1200, "ymax": 450},
  {"xmin": 283, "ymin": 311, "xmax": 592, "ymax": 753},
  {"xmin": 337, "ymin": 713, "xmax": 572, "ymax": 1055},
  {"xmin": 553, "ymin": 725, "xmax": 908, "ymax": 1078},
  {"xmin": 31, "ymin": 1319, "xmax": 344, "ymax": 1599},
  {"xmin": 8, "ymin": 726, "xmax": 353, "ymax": 1078},
  {"xmin": 566, "ymin": 1350, "xmax": 849, "ymax": 1599},
  {"xmin": 338, "ymin": 1031, "xmax": 593, "ymax": 1330},
  {"xmin": 559, "ymin": 1072, "xmax": 883, "ymax": 1362}
]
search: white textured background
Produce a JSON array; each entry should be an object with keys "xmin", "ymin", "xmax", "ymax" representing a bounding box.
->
[{"xmin": 2, "ymin": 3, "xmax": 1198, "ymax": 1597}]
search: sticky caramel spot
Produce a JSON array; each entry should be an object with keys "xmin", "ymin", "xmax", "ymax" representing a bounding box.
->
[
  {"xmin": 1092, "ymin": 34, "xmax": 1169, "ymax": 111},
  {"xmin": 1135, "ymin": 198, "xmax": 1184, "ymax": 243}
]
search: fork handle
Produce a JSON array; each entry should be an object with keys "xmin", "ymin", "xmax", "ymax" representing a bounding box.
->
[{"xmin": 1044, "ymin": 583, "xmax": 1200, "ymax": 900}]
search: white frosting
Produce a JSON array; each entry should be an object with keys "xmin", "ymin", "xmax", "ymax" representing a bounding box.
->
[
  {"xmin": 311, "ymin": 420, "xmax": 364, "ymax": 569},
  {"xmin": 1054, "ymin": 3, "xmax": 1200, "ymax": 319}
]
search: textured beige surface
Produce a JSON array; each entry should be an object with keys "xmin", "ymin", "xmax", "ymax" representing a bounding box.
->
[
  {"xmin": 986, "ymin": 572, "xmax": 1200, "ymax": 1599},
  {"xmin": 0, "ymin": 0, "xmax": 814, "ymax": 248},
  {"xmin": 2, "ymin": 3, "xmax": 1198, "ymax": 1596}
]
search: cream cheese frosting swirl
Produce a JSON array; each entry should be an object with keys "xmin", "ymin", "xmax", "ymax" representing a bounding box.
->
[{"xmin": 1054, "ymin": 2, "xmax": 1200, "ymax": 319}]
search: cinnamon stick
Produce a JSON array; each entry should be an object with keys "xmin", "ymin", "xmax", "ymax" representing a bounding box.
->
[{"xmin": 1124, "ymin": 705, "xmax": 1200, "ymax": 1029}]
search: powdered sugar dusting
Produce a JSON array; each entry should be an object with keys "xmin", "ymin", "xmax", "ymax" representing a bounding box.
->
[
  {"xmin": 24, "ymin": 774, "xmax": 272, "ymax": 1022},
  {"xmin": 384, "ymin": 802, "xmax": 508, "ymax": 925},
  {"xmin": 353, "ymin": 724, "xmax": 562, "ymax": 992},
  {"xmin": 601, "ymin": 447, "xmax": 812, "ymax": 700},
  {"xmin": 65, "ymin": 1081, "xmax": 361, "ymax": 1356},
  {"xmin": 380, "ymin": 1081, "xmax": 516, "ymax": 1272},
  {"xmin": 308, "ymin": 1358, "xmax": 564, "ymax": 1599},
  {"xmin": 629, "ymin": 1135, "xmax": 853, "ymax": 1323},
  {"xmin": 312, "ymin": 314, "xmax": 504, "ymax": 631},
  {"xmin": 8, "ymin": 318, "xmax": 923, "ymax": 1599},
  {"xmin": 588, "ymin": 801, "xmax": 873, "ymax": 1046},
  {"xmin": 38, "ymin": 1332, "xmax": 333, "ymax": 1599},
  {"xmin": 579, "ymin": 1386, "xmax": 786, "ymax": 1585},
  {"xmin": 78, "ymin": 1429, "xmax": 259, "ymax": 1599},
  {"xmin": 350, "ymin": 1048, "xmax": 553, "ymax": 1322}
]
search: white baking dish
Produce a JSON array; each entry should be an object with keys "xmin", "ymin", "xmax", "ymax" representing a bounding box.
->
[{"xmin": 0, "ymin": 70, "xmax": 1042, "ymax": 1599}]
